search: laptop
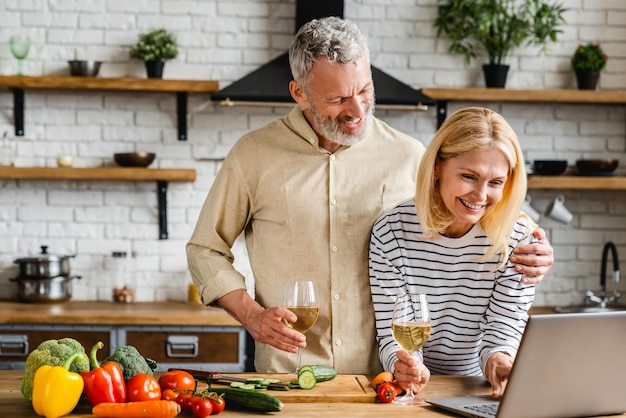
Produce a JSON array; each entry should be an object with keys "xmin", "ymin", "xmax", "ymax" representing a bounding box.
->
[{"xmin": 427, "ymin": 311, "xmax": 626, "ymax": 418}]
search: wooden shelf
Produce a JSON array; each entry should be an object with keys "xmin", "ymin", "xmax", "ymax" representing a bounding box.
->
[
  {"xmin": 0, "ymin": 166, "xmax": 197, "ymax": 240},
  {"xmin": 0, "ymin": 166, "xmax": 196, "ymax": 181},
  {"xmin": 528, "ymin": 175, "xmax": 626, "ymax": 190},
  {"xmin": 0, "ymin": 75, "xmax": 220, "ymax": 140},
  {"xmin": 420, "ymin": 87, "xmax": 626, "ymax": 127}
]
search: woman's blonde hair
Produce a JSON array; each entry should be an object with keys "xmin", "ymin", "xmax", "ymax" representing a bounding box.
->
[{"xmin": 415, "ymin": 107, "xmax": 532, "ymax": 269}]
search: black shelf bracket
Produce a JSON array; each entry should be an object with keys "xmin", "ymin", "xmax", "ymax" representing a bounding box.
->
[
  {"xmin": 157, "ymin": 180, "xmax": 168, "ymax": 240},
  {"xmin": 176, "ymin": 91, "xmax": 187, "ymax": 141},
  {"xmin": 436, "ymin": 100, "xmax": 448, "ymax": 129},
  {"xmin": 12, "ymin": 88, "xmax": 25, "ymax": 136}
]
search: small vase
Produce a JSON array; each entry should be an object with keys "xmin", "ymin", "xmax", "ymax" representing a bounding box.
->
[
  {"xmin": 482, "ymin": 64, "xmax": 510, "ymax": 88},
  {"xmin": 145, "ymin": 61, "xmax": 165, "ymax": 79},
  {"xmin": 575, "ymin": 69, "xmax": 600, "ymax": 90}
]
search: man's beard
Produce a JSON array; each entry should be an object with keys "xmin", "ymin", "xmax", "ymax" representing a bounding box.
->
[{"xmin": 309, "ymin": 99, "xmax": 375, "ymax": 147}]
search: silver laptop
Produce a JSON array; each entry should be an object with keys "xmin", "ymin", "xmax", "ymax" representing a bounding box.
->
[{"xmin": 427, "ymin": 311, "xmax": 626, "ymax": 418}]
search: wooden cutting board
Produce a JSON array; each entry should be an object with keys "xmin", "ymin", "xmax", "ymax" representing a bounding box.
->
[{"xmin": 200, "ymin": 374, "xmax": 377, "ymax": 403}]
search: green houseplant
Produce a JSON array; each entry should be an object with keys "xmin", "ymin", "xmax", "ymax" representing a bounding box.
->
[
  {"xmin": 571, "ymin": 43, "xmax": 607, "ymax": 90},
  {"xmin": 434, "ymin": 0, "xmax": 567, "ymax": 88},
  {"xmin": 129, "ymin": 28, "xmax": 179, "ymax": 78}
]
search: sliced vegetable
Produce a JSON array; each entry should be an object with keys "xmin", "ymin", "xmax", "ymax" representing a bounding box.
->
[
  {"xmin": 209, "ymin": 387, "xmax": 283, "ymax": 412},
  {"xmin": 92, "ymin": 400, "xmax": 180, "ymax": 418},
  {"xmin": 304, "ymin": 365, "xmax": 338, "ymax": 382},
  {"xmin": 297, "ymin": 368, "xmax": 317, "ymax": 390}
]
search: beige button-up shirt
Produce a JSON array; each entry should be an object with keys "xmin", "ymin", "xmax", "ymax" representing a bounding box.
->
[{"xmin": 187, "ymin": 106, "xmax": 425, "ymax": 375}]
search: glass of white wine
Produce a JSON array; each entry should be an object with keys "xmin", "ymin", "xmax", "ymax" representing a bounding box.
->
[
  {"xmin": 283, "ymin": 280, "xmax": 319, "ymax": 373},
  {"xmin": 391, "ymin": 290, "xmax": 431, "ymax": 405}
]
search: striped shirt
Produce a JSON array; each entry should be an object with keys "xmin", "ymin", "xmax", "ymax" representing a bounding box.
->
[{"xmin": 369, "ymin": 198, "xmax": 536, "ymax": 377}]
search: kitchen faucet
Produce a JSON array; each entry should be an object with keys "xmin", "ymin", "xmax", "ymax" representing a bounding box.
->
[{"xmin": 585, "ymin": 241, "xmax": 621, "ymax": 308}]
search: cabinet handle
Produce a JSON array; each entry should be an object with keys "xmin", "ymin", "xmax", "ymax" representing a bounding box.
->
[
  {"xmin": 0, "ymin": 334, "xmax": 29, "ymax": 356},
  {"xmin": 166, "ymin": 335, "xmax": 199, "ymax": 358}
]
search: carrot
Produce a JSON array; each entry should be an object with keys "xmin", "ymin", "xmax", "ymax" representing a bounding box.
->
[{"xmin": 92, "ymin": 400, "xmax": 180, "ymax": 417}]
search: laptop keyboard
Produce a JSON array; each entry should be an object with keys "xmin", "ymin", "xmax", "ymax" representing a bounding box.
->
[{"xmin": 466, "ymin": 402, "xmax": 500, "ymax": 417}]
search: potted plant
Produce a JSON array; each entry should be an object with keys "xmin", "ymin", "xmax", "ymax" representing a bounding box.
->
[
  {"xmin": 129, "ymin": 28, "xmax": 179, "ymax": 78},
  {"xmin": 434, "ymin": 0, "xmax": 567, "ymax": 88},
  {"xmin": 571, "ymin": 43, "xmax": 607, "ymax": 90}
]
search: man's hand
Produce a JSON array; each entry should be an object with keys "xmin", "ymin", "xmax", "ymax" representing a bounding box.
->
[
  {"xmin": 509, "ymin": 227, "xmax": 554, "ymax": 285},
  {"xmin": 392, "ymin": 350, "xmax": 431, "ymax": 394},
  {"xmin": 484, "ymin": 352, "xmax": 514, "ymax": 399},
  {"xmin": 218, "ymin": 289, "xmax": 305, "ymax": 353}
]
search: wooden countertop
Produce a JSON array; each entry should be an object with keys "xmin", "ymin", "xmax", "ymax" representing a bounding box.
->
[
  {"xmin": 0, "ymin": 301, "xmax": 557, "ymax": 327},
  {"xmin": 1, "ymin": 370, "xmax": 622, "ymax": 417},
  {"xmin": 0, "ymin": 301, "xmax": 241, "ymax": 327}
]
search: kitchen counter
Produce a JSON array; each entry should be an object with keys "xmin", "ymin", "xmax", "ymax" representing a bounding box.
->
[
  {"xmin": 0, "ymin": 301, "xmax": 557, "ymax": 326},
  {"xmin": 0, "ymin": 371, "xmax": 622, "ymax": 417},
  {"xmin": 0, "ymin": 301, "xmax": 240, "ymax": 326}
]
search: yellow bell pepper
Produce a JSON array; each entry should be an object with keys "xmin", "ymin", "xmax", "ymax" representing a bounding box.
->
[{"xmin": 32, "ymin": 351, "xmax": 88, "ymax": 418}]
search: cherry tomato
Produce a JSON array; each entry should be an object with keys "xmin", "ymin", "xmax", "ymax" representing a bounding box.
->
[
  {"xmin": 161, "ymin": 388, "xmax": 180, "ymax": 402},
  {"xmin": 158, "ymin": 370, "xmax": 196, "ymax": 392},
  {"xmin": 376, "ymin": 381, "xmax": 400, "ymax": 403},
  {"xmin": 371, "ymin": 371, "xmax": 395, "ymax": 389},
  {"xmin": 207, "ymin": 392, "xmax": 226, "ymax": 414},
  {"xmin": 183, "ymin": 392, "xmax": 200, "ymax": 413},
  {"xmin": 126, "ymin": 373, "xmax": 162, "ymax": 402},
  {"xmin": 191, "ymin": 397, "xmax": 214, "ymax": 418},
  {"xmin": 176, "ymin": 390, "xmax": 194, "ymax": 412}
]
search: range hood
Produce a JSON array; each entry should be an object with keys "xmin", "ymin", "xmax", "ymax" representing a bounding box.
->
[{"xmin": 211, "ymin": 0, "xmax": 434, "ymax": 111}]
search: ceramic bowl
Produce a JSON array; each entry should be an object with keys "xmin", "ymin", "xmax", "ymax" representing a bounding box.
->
[
  {"xmin": 68, "ymin": 60, "xmax": 102, "ymax": 76},
  {"xmin": 576, "ymin": 159, "xmax": 618, "ymax": 176},
  {"xmin": 113, "ymin": 152, "xmax": 156, "ymax": 167},
  {"xmin": 533, "ymin": 160, "xmax": 568, "ymax": 176}
]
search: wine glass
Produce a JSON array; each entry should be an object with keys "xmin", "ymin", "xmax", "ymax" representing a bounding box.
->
[
  {"xmin": 391, "ymin": 290, "xmax": 431, "ymax": 405},
  {"xmin": 282, "ymin": 280, "xmax": 319, "ymax": 373},
  {"xmin": 9, "ymin": 35, "xmax": 31, "ymax": 76}
]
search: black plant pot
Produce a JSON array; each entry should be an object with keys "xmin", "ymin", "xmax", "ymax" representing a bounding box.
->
[
  {"xmin": 575, "ymin": 69, "xmax": 600, "ymax": 90},
  {"xmin": 145, "ymin": 61, "xmax": 165, "ymax": 79},
  {"xmin": 482, "ymin": 64, "xmax": 510, "ymax": 88}
]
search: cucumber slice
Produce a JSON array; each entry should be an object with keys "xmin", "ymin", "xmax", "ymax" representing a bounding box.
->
[{"xmin": 297, "ymin": 369, "xmax": 317, "ymax": 390}]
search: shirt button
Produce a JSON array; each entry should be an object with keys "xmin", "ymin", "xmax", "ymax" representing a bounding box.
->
[
  {"xmin": 335, "ymin": 339, "xmax": 342, "ymax": 346},
  {"xmin": 330, "ymin": 155, "xmax": 336, "ymax": 161},
  {"xmin": 331, "ymin": 198, "xmax": 337, "ymax": 205},
  {"xmin": 332, "ymin": 246, "xmax": 338, "ymax": 252},
  {"xmin": 333, "ymin": 293, "xmax": 340, "ymax": 300}
]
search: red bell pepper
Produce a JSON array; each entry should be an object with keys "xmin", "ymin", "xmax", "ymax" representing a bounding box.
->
[{"xmin": 81, "ymin": 341, "xmax": 127, "ymax": 406}]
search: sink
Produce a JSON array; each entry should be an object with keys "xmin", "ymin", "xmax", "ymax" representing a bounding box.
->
[{"xmin": 555, "ymin": 304, "xmax": 626, "ymax": 314}]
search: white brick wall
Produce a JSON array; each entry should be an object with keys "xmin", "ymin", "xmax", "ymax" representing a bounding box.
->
[{"xmin": 0, "ymin": 0, "xmax": 625, "ymax": 307}]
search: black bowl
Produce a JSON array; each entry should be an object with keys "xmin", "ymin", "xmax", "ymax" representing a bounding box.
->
[
  {"xmin": 533, "ymin": 160, "xmax": 568, "ymax": 176},
  {"xmin": 114, "ymin": 152, "xmax": 156, "ymax": 167},
  {"xmin": 576, "ymin": 159, "xmax": 618, "ymax": 176}
]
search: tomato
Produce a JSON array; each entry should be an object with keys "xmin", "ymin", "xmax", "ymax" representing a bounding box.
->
[
  {"xmin": 371, "ymin": 371, "xmax": 395, "ymax": 389},
  {"xmin": 191, "ymin": 397, "xmax": 214, "ymax": 418},
  {"xmin": 183, "ymin": 392, "xmax": 200, "ymax": 413},
  {"xmin": 126, "ymin": 373, "xmax": 162, "ymax": 402},
  {"xmin": 207, "ymin": 392, "xmax": 226, "ymax": 414},
  {"xmin": 158, "ymin": 370, "xmax": 196, "ymax": 392},
  {"xmin": 161, "ymin": 388, "xmax": 180, "ymax": 402},
  {"xmin": 376, "ymin": 382, "xmax": 400, "ymax": 403}
]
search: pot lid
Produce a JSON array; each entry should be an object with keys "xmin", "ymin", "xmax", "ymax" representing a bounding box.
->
[{"xmin": 13, "ymin": 245, "xmax": 71, "ymax": 263}]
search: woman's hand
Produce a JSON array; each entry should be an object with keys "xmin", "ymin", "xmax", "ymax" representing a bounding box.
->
[
  {"xmin": 509, "ymin": 227, "xmax": 554, "ymax": 284},
  {"xmin": 484, "ymin": 352, "xmax": 514, "ymax": 399},
  {"xmin": 393, "ymin": 350, "xmax": 431, "ymax": 394}
]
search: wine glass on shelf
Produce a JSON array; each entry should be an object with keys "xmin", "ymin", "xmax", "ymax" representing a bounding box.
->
[
  {"xmin": 9, "ymin": 35, "xmax": 31, "ymax": 76},
  {"xmin": 282, "ymin": 280, "xmax": 319, "ymax": 374},
  {"xmin": 391, "ymin": 290, "xmax": 431, "ymax": 405}
]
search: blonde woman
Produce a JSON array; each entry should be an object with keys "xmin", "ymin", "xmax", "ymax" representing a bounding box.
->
[{"xmin": 370, "ymin": 107, "xmax": 537, "ymax": 399}]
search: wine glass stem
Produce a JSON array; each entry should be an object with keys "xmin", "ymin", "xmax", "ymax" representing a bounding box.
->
[
  {"xmin": 296, "ymin": 346, "xmax": 303, "ymax": 374},
  {"xmin": 17, "ymin": 59, "xmax": 23, "ymax": 76}
]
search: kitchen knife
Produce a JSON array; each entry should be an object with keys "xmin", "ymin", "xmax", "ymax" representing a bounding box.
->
[{"xmin": 168, "ymin": 368, "xmax": 291, "ymax": 390}]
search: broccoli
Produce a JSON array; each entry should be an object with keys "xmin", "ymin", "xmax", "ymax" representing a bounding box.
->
[
  {"xmin": 21, "ymin": 337, "xmax": 90, "ymax": 401},
  {"xmin": 104, "ymin": 345, "xmax": 157, "ymax": 381}
]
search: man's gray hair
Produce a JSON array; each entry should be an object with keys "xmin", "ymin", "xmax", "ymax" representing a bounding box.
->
[{"xmin": 289, "ymin": 16, "xmax": 370, "ymax": 91}]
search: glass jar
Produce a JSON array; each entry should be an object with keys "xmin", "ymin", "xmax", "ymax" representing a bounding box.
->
[{"xmin": 109, "ymin": 251, "xmax": 136, "ymax": 303}]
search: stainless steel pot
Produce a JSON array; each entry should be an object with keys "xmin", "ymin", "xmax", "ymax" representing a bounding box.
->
[
  {"xmin": 13, "ymin": 246, "xmax": 75, "ymax": 278},
  {"xmin": 10, "ymin": 275, "xmax": 81, "ymax": 303}
]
